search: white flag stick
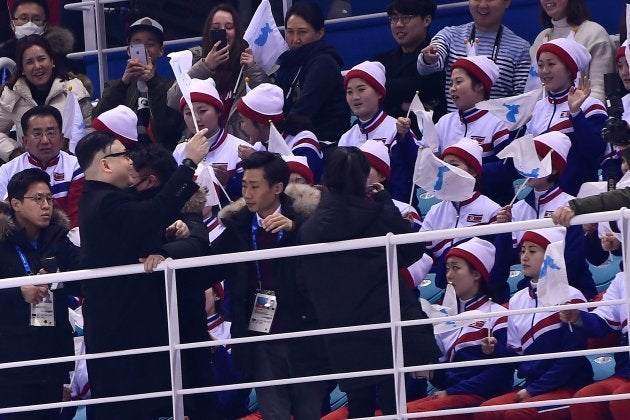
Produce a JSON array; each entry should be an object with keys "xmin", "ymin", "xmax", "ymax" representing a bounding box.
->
[
  {"xmin": 488, "ymin": 298, "xmax": 493, "ymax": 339},
  {"xmin": 509, "ymin": 178, "xmax": 529, "ymax": 206},
  {"xmin": 232, "ymin": 65, "xmax": 245, "ymax": 97}
]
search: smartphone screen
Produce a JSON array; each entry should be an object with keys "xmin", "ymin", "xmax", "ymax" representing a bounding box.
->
[
  {"xmin": 210, "ymin": 29, "xmax": 228, "ymax": 50},
  {"xmin": 129, "ymin": 44, "xmax": 147, "ymax": 64}
]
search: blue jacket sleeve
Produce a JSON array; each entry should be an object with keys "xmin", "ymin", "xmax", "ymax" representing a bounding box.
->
[
  {"xmin": 569, "ymin": 111, "xmax": 607, "ymax": 165},
  {"xmin": 293, "ymin": 147, "xmax": 323, "ymax": 184},
  {"xmin": 579, "ymin": 311, "xmax": 617, "ymax": 338},
  {"xmin": 390, "ymin": 131, "xmax": 419, "ymax": 202}
]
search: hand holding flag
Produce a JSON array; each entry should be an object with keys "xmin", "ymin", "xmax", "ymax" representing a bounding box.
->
[{"xmin": 243, "ymin": 0, "xmax": 288, "ymax": 75}]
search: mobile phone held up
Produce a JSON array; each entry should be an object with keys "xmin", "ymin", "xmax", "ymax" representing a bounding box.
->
[
  {"xmin": 210, "ymin": 29, "xmax": 228, "ymax": 50},
  {"xmin": 129, "ymin": 43, "xmax": 148, "ymax": 64}
]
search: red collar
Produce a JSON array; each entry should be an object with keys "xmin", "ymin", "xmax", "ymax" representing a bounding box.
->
[
  {"xmin": 359, "ymin": 110, "xmax": 388, "ymax": 134},
  {"xmin": 208, "ymin": 128, "xmax": 228, "ymax": 153},
  {"xmin": 546, "ymin": 88, "xmax": 570, "ymax": 105},
  {"xmin": 539, "ymin": 186, "xmax": 563, "ymax": 204},
  {"xmin": 459, "ymin": 108, "xmax": 488, "ymax": 125},
  {"xmin": 460, "ymin": 191, "xmax": 481, "ymax": 206},
  {"xmin": 27, "ymin": 153, "xmax": 60, "ymax": 169},
  {"xmin": 465, "ymin": 294, "xmax": 489, "ymax": 311}
]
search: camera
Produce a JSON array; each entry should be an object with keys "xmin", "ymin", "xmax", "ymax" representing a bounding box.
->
[{"xmin": 601, "ymin": 72, "xmax": 630, "ymax": 146}]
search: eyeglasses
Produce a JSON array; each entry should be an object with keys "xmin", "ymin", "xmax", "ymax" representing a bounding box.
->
[
  {"xmin": 12, "ymin": 15, "xmax": 46, "ymax": 26},
  {"xmin": 388, "ymin": 14, "xmax": 416, "ymax": 25},
  {"xmin": 22, "ymin": 194, "xmax": 54, "ymax": 206},
  {"xmin": 103, "ymin": 151, "xmax": 130, "ymax": 159},
  {"xmin": 30, "ymin": 129, "xmax": 59, "ymax": 140}
]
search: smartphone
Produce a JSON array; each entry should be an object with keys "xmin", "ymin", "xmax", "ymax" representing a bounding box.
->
[
  {"xmin": 129, "ymin": 43, "xmax": 148, "ymax": 64},
  {"xmin": 210, "ymin": 29, "xmax": 228, "ymax": 50}
]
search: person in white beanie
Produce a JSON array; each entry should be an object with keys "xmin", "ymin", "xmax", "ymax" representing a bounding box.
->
[
  {"xmin": 236, "ymin": 83, "xmax": 323, "ymax": 182},
  {"xmin": 172, "ymin": 77, "xmax": 250, "ymax": 204},
  {"xmin": 528, "ymin": 0, "xmax": 614, "ymax": 103},
  {"xmin": 478, "ymin": 227, "xmax": 593, "ymax": 420},
  {"xmin": 340, "ymin": 60, "xmax": 421, "ymax": 203},
  {"xmin": 282, "ymin": 155, "xmax": 314, "ymax": 186},
  {"xmin": 407, "ymin": 238, "xmax": 512, "ymax": 414},
  {"xmin": 91, "ymin": 104, "xmax": 139, "ymax": 148},
  {"xmin": 525, "ymin": 37, "xmax": 608, "ymax": 196},
  {"xmin": 497, "ymin": 131, "xmax": 597, "ymax": 299},
  {"xmin": 434, "ymin": 55, "xmax": 516, "ymax": 205},
  {"xmin": 419, "ymin": 138, "xmax": 510, "ymax": 302}
]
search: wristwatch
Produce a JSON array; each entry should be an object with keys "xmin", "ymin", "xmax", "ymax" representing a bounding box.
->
[{"xmin": 181, "ymin": 158, "xmax": 198, "ymax": 171}]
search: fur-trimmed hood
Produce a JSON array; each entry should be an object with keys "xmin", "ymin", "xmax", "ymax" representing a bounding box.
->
[
  {"xmin": 218, "ymin": 183, "xmax": 321, "ymax": 225},
  {"xmin": 182, "ymin": 189, "xmax": 207, "ymax": 214},
  {"xmin": 45, "ymin": 26, "xmax": 75, "ymax": 56},
  {"xmin": 0, "ymin": 200, "xmax": 69, "ymax": 242}
]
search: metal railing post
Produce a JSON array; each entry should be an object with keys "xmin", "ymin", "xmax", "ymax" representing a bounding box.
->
[
  {"xmin": 164, "ymin": 262, "xmax": 185, "ymax": 419},
  {"xmin": 386, "ymin": 233, "xmax": 406, "ymax": 419},
  {"xmin": 93, "ymin": 0, "xmax": 109, "ymax": 93},
  {"xmin": 621, "ymin": 208, "xmax": 630, "ymax": 363}
]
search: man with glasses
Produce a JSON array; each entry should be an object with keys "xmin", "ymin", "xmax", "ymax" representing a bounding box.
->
[
  {"xmin": 0, "ymin": 168, "xmax": 81, "ymax": 420},
  {"xmin": 417, "ymin": 0, "xmax": 531, "ymax": 112},
  {"xmin": 76, "ymin": 128, "xmax": 209, "ymax": 419},
  {"xmin": 0, "ymin": 105, "xmax": 83, "ymax": 228},
  {"xmin": 373, "ymin": 0, "xmax": 446, "ymax": 121}
]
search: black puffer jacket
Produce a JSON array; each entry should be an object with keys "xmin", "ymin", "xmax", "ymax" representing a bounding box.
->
[
  {"xmin": 0, "ymin": 202, "xmax": 80, "ymax": 386},
  {"xmin": 275, "ymin": 39, "xmax": 350, "ymax": 145}
]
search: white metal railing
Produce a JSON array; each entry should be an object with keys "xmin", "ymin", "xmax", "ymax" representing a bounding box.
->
[{"xmin": 0, "ymin": 208, "xmax": 629, "ymax": 419}]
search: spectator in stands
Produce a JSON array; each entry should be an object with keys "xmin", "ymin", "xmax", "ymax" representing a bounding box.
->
[
  {"xmin": 275, "ymin": 1, "xmax": 350, "ymax": 149},
  {"xmin": 477, "ymin": 227, "xmax": 593, "ymax": 420},
  {"xmin": 236, "ymin": 83, "xmax": 323, "ymax": 182},
  {"xmin": 92, "ymin": 17, "xmax": 184, "ymax": 150},
  {"xmin": 434, "ymin": 55, "xmax": 515, "ymax": 205},
  {"xmin": 76, "ymin": 129, "xmax": 208, "ymax": 419},
  {"xmin": 560, "ymin": 271, "xmax": 630, "ymax": 419},
  {"xmin": 407, "ymin": 238, "xmax": 513, "ymax": 415},
  {"xmin": 172, "ymin": 77, "xmax": 251, "ymax": 204},
  {"xmin": 297, "ymin": 146, "xmax": 440, "ymax": 418},
  {"xmin": 497, "ymin": 131, "xmax": 597, "ymax": 299},
  {"xmin": 283, "ymin": 154, "xmax": 315, "ymax": 185},
  {"xmin": 417, "ymin": 0, "xmax": 531, "ymax": 112},
  {"xmin": 372, "ymin": 0, "xmax": 447, "ymax": 120},
  {"xmin": 527, "ymin": 0, "xmax": 614, "ymax": 102},
  {"xmin": 166, "ymin": 3, "xmax": 269, "ymax": 140},
  {"xmin": 0, "ymin": 34, "xmax": 92, "ymax": 163},
  {"xmin": 212, "ymin": 151, "xmax": 329, "ymax": 419},
  {"xmin": 0, "ymin": 168, "xmax": 80, "ymax": 420},
  {"xmin": 205, "ymin": 283, "xmax": 251, "ymax": 418},
  {"xmin": 417, "ymin": 138, "xmax": 510, "ymax": 302},
  {"xmin": 0, "ymin": 0, "xmax": 83, "ymax": 76},
  {"xmin": 526, "ymin": 37, "xmax": 607, "ymax": 196},
  {"xmin": 0, "ymin": 106, "xmax": 83, "ymax": 228}
]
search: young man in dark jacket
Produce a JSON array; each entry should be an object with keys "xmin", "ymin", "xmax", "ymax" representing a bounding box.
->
[
  {"xmin": 91, "ymin": 17, "xmax": 184, "ymax": 150},
  {"xmin": 0, "ymin": 168, "xmax": 80, "ymax": 419},
  {"xmin": 212, "ymin": 151, "xmax": 329, "ymax": 419}
]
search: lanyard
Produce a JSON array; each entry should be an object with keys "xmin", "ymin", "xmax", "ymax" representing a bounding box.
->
[
  {"xmin": 251, "ymin": 215, "xmax": 284, "ymax": 287},
  {"xmin": 15, "ymin": 245, "xmax": 33, "ymax": 275},
  {"xmin": 469, "ymin": 25, "xmax": 503, "ymax": 62}
]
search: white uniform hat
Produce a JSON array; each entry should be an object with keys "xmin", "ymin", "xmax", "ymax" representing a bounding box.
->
[
  {"xmin": 519, "ymin": 227, "xmax": 567, "ymax": 249},
  {"xmin": 360, "ymin": 139, "xmax": 391, "ymax": 179},
  {"xmin": 179, "ymin": 78, "xmax": 224, "ymax": 112},
  {"xmin": 451, "ymin": 56, "xmax": 500, "ymax": 93},
  {"xmin": 344, "ymin": 61, "xmax": 387, "ymax": 97},
  {"xmin": 446, "ymin": 237, "xmax": 496, "ymax": 282},
  {"xmin": 282, "ymin": 155, "xmax": 314, "ymax": 185},
  {"xmin": 533, "ymin": 131, "xmax": 571, "ymax": 174},
  {"xmin": 442, "ymin": 137, "xmax": 483, "ymax": 177},
  {"xmin": 536, "ymin": 38, "xmax": 591, "ymax": 79},
  {"xmin": 237, "ymin": 83, "xmax": 284, "ymax": 124},
  {"xmin": 92, "ymin": 105, "xmax": 138, "ymax": 147}
]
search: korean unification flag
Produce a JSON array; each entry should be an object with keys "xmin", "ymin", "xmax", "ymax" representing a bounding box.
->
[
  {"xmin": 413, "ymin": 148, "xmax": 475, "ymax": 202},
  {"xmin": 168, "ymin": 50, "xmax": 194, "ymax": 113},
  {"xmin": 267, "ymin": 122, "xmax": 293, "ymax": 156},
  {"xmin": 195, "ymin": 163, "xmax": 221, "ymax": 208},
  {"xmin": 537, "ymin": 240, "xmax": 572, "ymax": 307},
  {"xmin": 62, "ymin": 90, "xmax": 86, "ymax": 154},
  {"xmin": 476, "ymin": 87, "xmax": 542, "ymax": 130},
  {"xmin": 244, "ymin": 0, "xmax": 288, "ymax": 75},
  {"xmin": 496, "ymin": 134, "xmax": 552, "ymax": 179},
  {"xmin": 421, "ymin": 284, "xmax": 486, "ymax": 334},
  {"xmin": 408, "ymin": 94, "xmax": 439, "ymax": 152}
]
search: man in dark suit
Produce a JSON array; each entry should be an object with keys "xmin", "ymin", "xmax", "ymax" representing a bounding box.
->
[{"xmin": 76, "ymin": 129, "xmax": 208, "ymax": 419}]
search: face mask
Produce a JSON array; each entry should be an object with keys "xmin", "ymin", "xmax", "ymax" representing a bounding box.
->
[{"xmin": 14, "ymin": 22, "xmax": 45, "ymax": 39}]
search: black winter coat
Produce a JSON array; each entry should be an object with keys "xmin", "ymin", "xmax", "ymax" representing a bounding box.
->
[
  {"xmin": 0, "ymin": 202, "xmax": 80, "ymax": 386},
  {"xmin": 297, "ymin": 190, "xmax": 441, "ymax": 391},
  {"xmin": 275, "ymin": 39, "xmax": 350, "ymax": 145}
]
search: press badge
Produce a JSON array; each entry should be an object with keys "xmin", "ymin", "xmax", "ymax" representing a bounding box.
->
[
  {"xmin": 30, "ymin": 292, "xmax": 55, "ymax": 327},
  {"xmin": 248, "ymin": 290, "xmax": 277, "ymax": 333}
]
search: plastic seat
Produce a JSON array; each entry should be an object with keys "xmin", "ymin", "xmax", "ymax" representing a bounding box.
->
[
  {"xmin": 589, "ymin": 255, "xmax": 622, "ymax": 293},
  {"xmin": 416, "ymin": 188, "xmax": 441, "ymax": 218},
  {"xmin": 588, "ymin": 354, "xmax": 616, "ymax": 381},
  {"xmin": 508, "ymin": 265, "xmax": 525, "ymax": 297},
  {"xmin": 417, "ymin": 273, "xmax": 443, "ymax": 303}
]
